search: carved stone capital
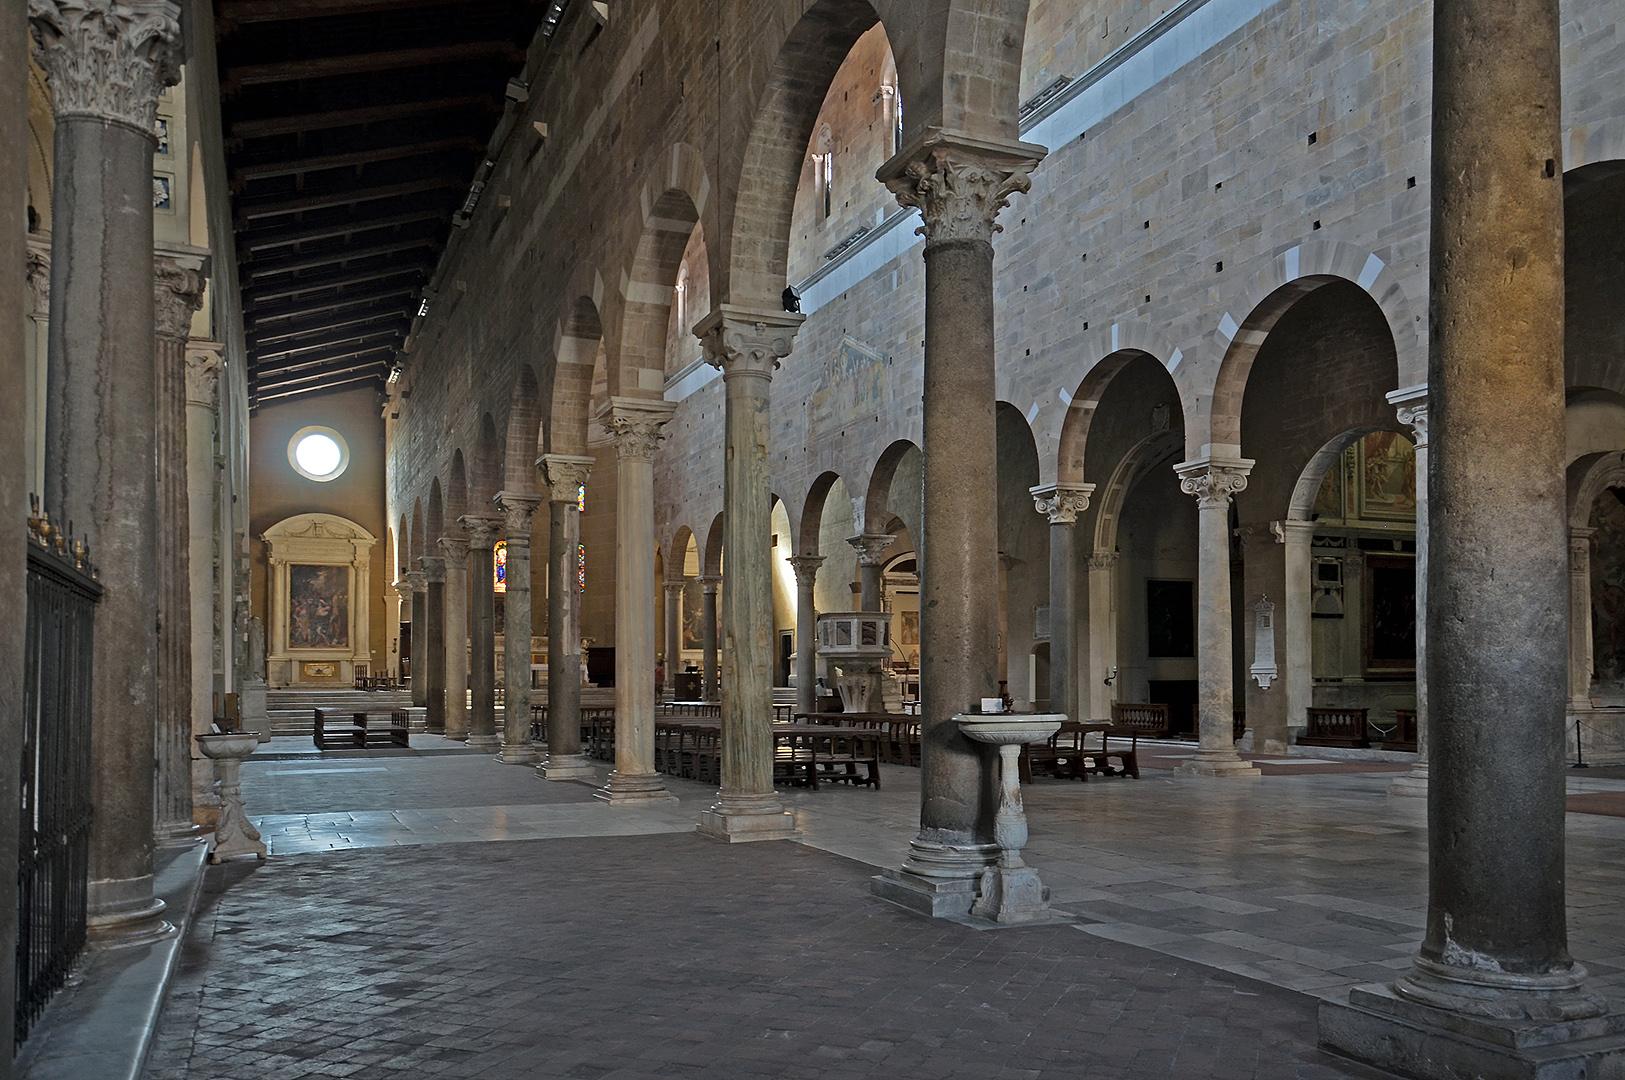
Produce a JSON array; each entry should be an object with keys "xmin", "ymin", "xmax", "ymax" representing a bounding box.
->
[
  {"xmin": 663, "ymin": 579, "xmax": 686, "ymax": 599},
  {"xmin": 877, "ymin": 129, "xmax": 1045, "ymax": 248},
  {"xmin": 846, "ymin": 533, "xmax": 895, "ymax": 568},
  {"xmin": 25, "ymin": 245, "xmax": 50, "ymax": 319},
  {"xmin": 599, "ymin": 397, "xmax": 676, "ymax": 463},
  {"xmin": 437, "ymin": 536, "xmax": 469, "ymax": 562},
  {"xmin": 698, "ymin": 574, "xmax": 720, "ymax": 595},
  {"xmin": 541, "ymin": 453, "xmax": 594, "ymax": 504},
  {"xmin": 184, "ymin": 343, "xmax": 222, "ymax": 407},
  {"xmin": 418, "ymin": 555, "xmax": 446, "ymax": 584},
  {"xmin": 393, "ymin": 580, "xmax": 414, "ymax": 603},
  {"xmin": 1086, "ymin": 551, "xmax": 1118, "ymax": 572},
  {"xmin": 1030, "ymin": 483, "xmax": 1095, "ymax": 525},
  {"xmin": 1387, "ymin": 384, "xmax": 1429, "ymax": 449},
  {"xmin": 1176, "ymin": 458, "xmax": 1254, "ymax": 510},
  {"xmin": 154, "ymin": 254, "xmax": 207, "ymax": 340},
  {"xmin": 496, "ymin": 491, "xmax": 543, "ymax": 539},
  {"xmin": 788, "ymin": 554, "xmax": 825, "ymax": 589},
  {"xmin": 694, "ymin": 305, "xmax": 806, "ymax": 380},
  {"xmin": 459, "ymin": 514, "xmax": 502, "ymax": 551},
  {"xmin": 29, "ymin": 0, "xmax": 183, "ymax": 136},
  {"xmin": 404, "ymin": 570, "xmax": 427, "ymax": 592}
]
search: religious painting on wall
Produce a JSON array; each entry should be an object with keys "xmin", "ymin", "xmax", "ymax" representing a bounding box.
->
[
  {"xmin": 288, "ymin": 564, "xmax": 349, "ymax": 650},
  {"xmin": 682, "ymin": 579, "xmax": 704, "ymax": 651},
  {"xmin": 1357, "ymin": 431, "xmax": 1417, "ymax": 521},
  {"xmin": 1589, "ymin": 491, "xmax": 1625, "ymax": 696},
  {"xmin": 898, "ymin": 610, "xmax": 919, "ymax": 646},
  {"xmin": 1364, "ymin": 555, "xmax": 1416, "ymax": 673},
  {"xmin": 1146, "ymin": 579, "xmax": 1195, "ymax": 658},
  {"xmin": 1312, "ymin": 451, "xmax": 1348, "ymax": 520}
]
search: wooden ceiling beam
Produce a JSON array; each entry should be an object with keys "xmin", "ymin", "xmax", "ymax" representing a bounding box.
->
[
  {"xmin": 219, "ymin": 0, "xmax": 475, "ymax": 27},
  {"xmin": 250, "ymin": 264, "xmax": 428, "ymax": 304},
  {"xmin": 247, "ymin": 283, "xmax": 419, "ymax": 322},
  {"xmin": 243, "ymin": 208, "xmax": 447, "ymax": 253},
  {"xmin": 233, "ymin": 136, "xmax": 479, "ymax": 182},
  {"xmin": 245, "ymin": 237, "xmax": 441, "ymax": 280},
  {"xmin": 229, "ymin": 94, "xmax": 497, "ymax": 139},
  {"xmin": 222, "ymin": 41, "xmax": 525, "ymax": 91},
  {"xmin": 255, "ymin": 352, "xmax": 395, "ymax": 390},
  {"xmin": 236, "ymin": 176, "xmax": 463, "ymax": 222},
  {"xmin": 257, "ymin": 330, "xmax": 404, "ymax": 368},
  {"xmin": 251, "ymin": 311, "xmax": 409, "ymax": 349},
  {"xmin": 252, "ymin": 371, "xmax": 388, "ymax": 406}
]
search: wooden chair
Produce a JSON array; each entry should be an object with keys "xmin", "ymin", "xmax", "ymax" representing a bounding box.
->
[{"xmin": 1300, "ymin": 707, "xmax": 1371, "ymax": 748}]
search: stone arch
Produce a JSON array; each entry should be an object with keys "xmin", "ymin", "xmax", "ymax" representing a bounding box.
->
[
  {"xmin": 865, "ymin": 439, "xmax": 921, "ymax": 533},
  {"xmin": 502, "ymin": 363, "xmax": 544, "ymax": 496},
  {"xmin": 470, "ymin": 413, "xmax": 500, "ymax": 512},
  {"xmin": 1054, "ymin": 348, "xmax": 1166, "ymax": 487},
  {"xmin": 798, "ymin": 470, "xmax": 852, "ymax": 556},
  {"xmin": 610, "ymin": 182, "xmax": 704, "ymax": 401},
  {"xmin": 426, "ymin": 479, "xmax": 445, "ymax": 541},
  {"xmin": 1090, "ymin": 431, "xmax": 1183, "ymax": 555},
  {"xmin": 446, "ymin": 450, "xmax": 468, "ymax": 534},
  {"xmin": 1286, "ymin": 428, "xmax": 1388, "ymax": 521},
  {"xmin": 1206, "ymin": 243, "xmax": 1422, "ymax": 454},
  {"xmin": 396, "ymin": 514, "xmax": 409, "ymax": 576},
  {"xmin": 667, "ymin": 525, "xmax": 696, "ymax": 579},
  {"xmin": 1570, "ymin": 451, "xmax": 1625, "ymax": 530},
  {"xmin": 1565, "ymin": 120, "xmax": 1625, "ymax": 174},
  {"xmin": 552, "ymin": 296, "xmax": 603, "ymax": 457},
  {"xmin": 410, "ymin": 498, "xmax": 424, "ymax": 562},
  {"xmin": 703, "ymin": 513, "xmax": 726, "ymax": 578}
]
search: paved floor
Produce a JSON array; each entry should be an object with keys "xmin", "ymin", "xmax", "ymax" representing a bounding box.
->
[{"xmin": 139, "ymin": 744, "xmax": 1625, "ymax": 1079}]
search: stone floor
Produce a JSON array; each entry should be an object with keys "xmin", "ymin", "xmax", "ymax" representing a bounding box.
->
[{"xmin": 137, "ymin": 743, "xmax": 1625, "ymax": 1079}]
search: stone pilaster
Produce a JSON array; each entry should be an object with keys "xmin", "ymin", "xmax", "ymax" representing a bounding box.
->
[
  {"xmin": 495, "ymin": 491, "xmax": 542, "ymax": 764},
  {"xmin": 595, "ymin": 398, "xmax": 677, "ymax": 803},
  {"xmin": 1319, "ymin": 0, "xmax": 1625, "ymax": 1070},
  {"xmin": 869, "ymin": 128, "xmax": 1044, "ymax": 917},
  {"xmin": 185, "ymin": 343, "xmax": 222, "ymax": 825},
  {"xmin": 540, "ymin": 454, "xmax": 596, "ymax": 780},
  {"xmin": 1173, "ymin": 459, "xmax": 1260, "ymax": 778},
  {"xmin": 1388, "ymin": 386, "xmax": 1432, "ymax": 797},
  {"xmin": 694, "ymin": 306, "xmax": 803, "ymax": 843},
  {"xmin": 460, "ymin": 514, "xmax": 501, "ymax": 748},
  {"xmin": 1031, "ymin": 484, "xmax": 1092, "ymax": 723},
  {"xmin": 1085, "ymin": 551, "xmax": 1118, "ymax": 721},
  {"xmin": 438, "ymin": 536, "xmax": 470, "ymax": 740},
  {"xmin": 847, "ymin": 533, "xmax": 895, "ymax": 612},
  {"xmin": 789, "ymin": 555, "xmax": 825, "ymax": 717},
  {"xmin": 31, "ymin": 0, "xmax": 183, "ymax": 945},
  {"xmin": 1276, "ymin": 519, "xmax": 1316, "ymax": 748},
  {"xmin": 699, "ymin": 575, "xmax": 720, "ymax": 702}
]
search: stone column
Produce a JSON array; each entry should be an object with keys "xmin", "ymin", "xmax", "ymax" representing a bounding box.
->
[
  {"xmin": 460, "ymin": 515, "xmax": 501, "ymax": 748},
  {"xmin": 699, "ymin": 575, "xmax": 720, "ymax": 700},
  {"xmin": 870, "ymin": 130, "xmax": 1044, "ymax": 916},
  {"xmin": 406, "ymin": 570, "xmax": 427, "ymax": 706},
  {"xmin": 1032, "ymin": 484, "xmax": 1093, "ymax": 725},
  {"xmin": 662, "ymin": 579, "xmax": 683, "ymax": 695},
  {"xmin": 31, "ymin": 0, "xmax": 183, "ymax": 945},
  {"xmin": 152, "ymin": 254, "xmax": 206, "ymax": 841},
  {"xmin": 1173, "ymin": 460, "xmax": 1260, "ymax": 778},
  {"xmin": 789, "ymin": 555, "xmax": 824, "ymax": 716},
  {"xmin": 439, "ymin": 536, "xmax": 469, "ymax": 740},
  {"xmin": 25, "ymin": 245, "xmax": 49, "ymax": 500},
  {"xmin": 495, "ymin": 491, "xmax": 542, "ymax": 764},
  {"xmin": 1278, "ymin": 519, "xmax": 1316, "ymax": 746},
  {"xmin": 1322, "ymin": 0, "xmax": 1619, "ymax": 1066},
  {"xmin": 419, "ymin": 553, "xmax": 446, "ymax": 732},
  {"xmin": 186, "ymin": 345, "xmax": 222, "ymax": 825},
  {"xmin": 392, "ymin": 579, "xmax": 413, "ymax": 679},
  {"xmin": 1567, "ymin": 529, "xmax": 1595, "ymax": 716},
  {"xmin": 695, "ymin": 307, "xmax": 803, "ymax": 843},
  {"xmin": 848, "ymin": 533, "xmax": 895, "ymax": 612},
  {"xmin": 540, "ymin": 454, "xmax": 596, "ymax": 780},
  {"xmin": 1388, "ymin": 388, "xmax": 1432, "ymax": 797},
  {"xmin": 596, "ymin": 398, "xmax": 677, "ymax": 803},
  {"xmin": 1086, "ymin": 551, "xmax": 1117, "ymax": 720}
]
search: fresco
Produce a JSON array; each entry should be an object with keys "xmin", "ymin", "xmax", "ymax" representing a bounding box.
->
[
  {"xmin": 288, "ymin": 564, "xmax": 349, "ymax": 650},
  {"xmin": 1357, "ymin": 431, "xmax": 1418, "ymax": 521}
]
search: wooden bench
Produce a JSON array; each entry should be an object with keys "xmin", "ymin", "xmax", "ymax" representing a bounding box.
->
[
  {"xmin": 773, "ymin": 726, "xmax": 881, "ymax": 790},
  {"xmin": 1383, "ymin": 709, "xmax": 1418, "ymax": 752},
  {"xmin": 1300, "ymin": 706, "xmax": 1371, "ymax": 748},
  {"xmin": 313, "ymin": 708, "xmax": 410, "ymax": 750},
  {"xmin": 795, "ymin": 712, "xmax": 920, "ymax": 766},
  {"xmin": 1023, "ymin": 722, "xmax": 1092, "ymax": 782},
  {"xmin": 1111, "ymin": 703, "xmax": 1172, "ymax": 740}
]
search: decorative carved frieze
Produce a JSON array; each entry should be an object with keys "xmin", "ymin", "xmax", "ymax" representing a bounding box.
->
[
  {"xmin": 29, "ymin": 0, "xmax": 183, "ymax": 136},
  {"xmin": 1030, "ymin": 483, "xmax": 1095, "ymax": 525},
  {"xmin": 1086, "ymin": 551, "xmax": 1118, "ymax": 572},
  {"xmin": 879, "ymin": 131, "xmax": 1044, "ymax": 247},
  {"xmin": 1175, "ymin": 459, "xmax": 1254, "ymax": 510}
]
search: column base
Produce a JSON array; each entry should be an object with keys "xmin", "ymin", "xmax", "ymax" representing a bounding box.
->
[
  {"xmin": 497, "ymin": 742, "xmax": 540, "ymax": 765},
  {"xmin": 538, "ymin": 753, "xmax": 597, "ymax": 781},
  {"xmin": 697, "ymin": 793, "xmax": 800, "ymax": 843},
  {"xmin": 466, "ymin": 733, "xmax": 500, "ymax": 749},
  {"xmin": 155, "ymin": 819, "xmax": 201, "ymax": 845},
  {"xmin": 869, "ymin": 834, "xmax": 1001, "ymax": 918},
  {"xmin": 971, "ymin": 864, "xmax": 1051, "ymax": 924},
  {"xmin": 86, "ymin": 882, "xmax": 174, "ymax": 948},
  {"xmin": 445, "ymin": 728, "xmax": 469, "ymax": 742},
  {"xmin": 1389, "ymin": 764, "xmax": 1429, "ymax": 798},
  {"xmin": 1175, "ymin": 750, "xmax": 1261, "ymax": 778},
  {"xmin": 1320, "ymin": 982, "xmax": 1625, "ymax": 1080},
  {"xmin": 594, "ymin": 771, "xmax": 677, "ymax": 804}
]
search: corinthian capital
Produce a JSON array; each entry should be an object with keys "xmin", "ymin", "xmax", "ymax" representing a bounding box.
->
[
  {"xmin": 29, "ymin": 0, "xmax": 182, "ymax": 136},
  {"xmin": 694, "ymin": 305, "xmax": 806, "ymax": 379},
  {"xmin": 496, "ymin": 491, "xmax": 543, "ymax": 539},
  {"xmin": 847, "ymin": 533, "xmax": 894, "ymax": 567},
  {"xmin": 788, "ymin": 554, "xmax": 825, "ymax": 589},
  {"xmin": 184, "ymin": 343, "xmax": 222, "ymax": 407},
  {"xmin": 600, "ymin": 397, "xmax": 676, "ymax": 463},
  {"xmin": 877, "ymin": 129, "xmax": 1045, "ymax": 247},
  {"xmin": 541, "ymin": 453, "xmax": 594, "ymax": 504},
  {"xmin": 1030, "ymin": 483, "xmax": 1095, "ymax": 525},
  {"xmin": 1175, "ymin": 458, "xmax": 1254, "ymax": 510},
  {"xmin": 459, "ymin": 514, "xmax": 502, "ymax": 550},
  {"xmin": 437, "ymin": 536, "xmax": 469, "ymax": 562},
  {"xmin": 154, "ymin": 255, "xmax": 208, "ymax": 340}
]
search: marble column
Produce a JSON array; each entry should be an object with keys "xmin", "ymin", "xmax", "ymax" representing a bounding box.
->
[
  {"xmin": 540, "ymin": 454, "xmax": 596, "ymax": 780},
  {"xmin": 25, "ymin": 245, "xmax": 49, "ymax": 500},
  {"xmin": 406, "ymin": 570, "xmax": 427, "ymax": 706},
  {"xmin": 1173, "ymin": 460, "xmax": 1260, "ymax": 778},
  {"xmin": 848, "ymin": 534, "xmax": 895, "ymax": 612},
  {"xmin": 789, "ymin": 555, "xmax": 824, "ymax": 716},
  {"xmin": 186, "ymin": 345, "xmax": 223, "ymax": 826},
  {"xmin": 699, "ymin": 575, "xmax": 720, "ymax": 701},
  {"xmin": 460, "ymin": 515, "xmax": 501, "ymax": 748},
  {"xmin": 1388, "ymin": 388, "xmax": 1432, "ymax": 797},
  {"xmin": 439, "ymin": 536, "xmax": 469, "ymax": 740},
  {"xmin": 392, "ymin": 580, "xmax": 413, "ymax": 680},
  {"xmin": 495, "ymin": 491, "xmax": 542, "ymax": 764},
  {"xmin": 31, "ymin": 0, "xmax": 183, "ymax": 945},
  {"xmin": 596, "ymin": 398, "xmax": 677, "ymax": 803},
  {"xmin": 1085, "ymin": 552, "xmax": 1117, "ymax": 721},
  {"xmin": 662, "ymin": 579, "xmax": 684, "ymax": 695},
  {"xmin": 695, "ymin": 307, "xmax": 803, "ymax": 843},
  {"xmin": 1567, "ymin": 529, "xmax": 1595, "ymax": 716},
  {"xmin": 1321, "ymin": 0, "xmax": 1621, "ymax": 1068},
  {"xmin": 870, "ymin": 130, "xmax": 1044, "ymax": 916},
  {"xmin": 1031, "ymin": 484, "xmax": 1092, "ymax": 725},
  {"xmin": 1278, "ymin": 519, "xmax": 1316, "ymax": 746},
  {"xmin": 420, "ymin": 554, "xmax": 446, "ymax": 732}
]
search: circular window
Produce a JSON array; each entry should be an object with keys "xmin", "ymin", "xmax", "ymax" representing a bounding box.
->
[{"xmin": 287, "ymin": 426, "xmax": 350, "ymax": 482}]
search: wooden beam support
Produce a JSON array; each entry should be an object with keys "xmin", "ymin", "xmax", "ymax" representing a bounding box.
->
[
  {"xmin": 222, "ymin": 41, "xmax": 525, "ymax": 91},
  {"xmin": 257, "ymin": 331, "xmax": 404, "ymax": 369},
  {"xmin": 243, "ymin": 209, "xmax": 447, "ymax": 253},
  {"xmin": 233, "ymin": 136, "xmax": 479, "ymax": 182},
  {"xmin": 249, "ymin": 264, "xmax": 428, "ymax": 304},
  {"xmin": 229, "ymin": 94, "xmax": 498, "ymax": 139},
  {"xmin": 252, "ymin": 371, "xmax": 388, "ymax": 406},
  {"xmin": 236, "ymin": 177, "xmax": 464, "ymax": 222},
  {"xmin": 251, "ymin": 311, "xmax": 409, "ymax": 349},
  {"xmin": 247, "ymin": 284, "xmax": 419, "ymax": 322},
  {"xmin": 220, "ymin": 0, "xmax": 476, "ymax": 27},
  {"xmin": 244, "ymin": 238, "xmax": 441, "ymax": 280}
]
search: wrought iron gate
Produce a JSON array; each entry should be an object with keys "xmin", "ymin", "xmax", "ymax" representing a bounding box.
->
[{"xmin": 16, "ymin": 532, "xmax": 99, "ymax": 1046}]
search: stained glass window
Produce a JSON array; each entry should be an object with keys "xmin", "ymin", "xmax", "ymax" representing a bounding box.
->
[
  {"xmin": 493, "ymin": 540, "xmax": 507, "ymax": 594},
  {"xmin": 577, "ymin": 483, "xmax": 585, "ymax": 513},
  {"xmin": 577, "ymin": 543, "xmax": 586, "ymax": 593}
]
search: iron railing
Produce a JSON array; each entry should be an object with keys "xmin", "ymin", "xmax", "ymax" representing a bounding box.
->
[{"xmin": 16, "ymin": 515, "xmax": 99, "ymax": 1046}]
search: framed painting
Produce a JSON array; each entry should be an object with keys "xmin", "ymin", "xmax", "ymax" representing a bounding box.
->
[
  {"xmin": 1357, "ymin": 432, "xmax": 1418, "ymax": 522},
  {"xmin": 1364, "ymin": 554, "xmax": 1416, "ymax": 674},
  {"xmin": 288, "ymin": 564, "xmax": 350, "ymax": 650}
]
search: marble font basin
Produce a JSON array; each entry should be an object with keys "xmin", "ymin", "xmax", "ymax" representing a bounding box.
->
[
  {"xmin": 196, "ymin": 732, "xmax": 263, "ymax": 759},
  {"xmin": 956, "ymin": 713, "xmax": 1065, "ymax": 746}
]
